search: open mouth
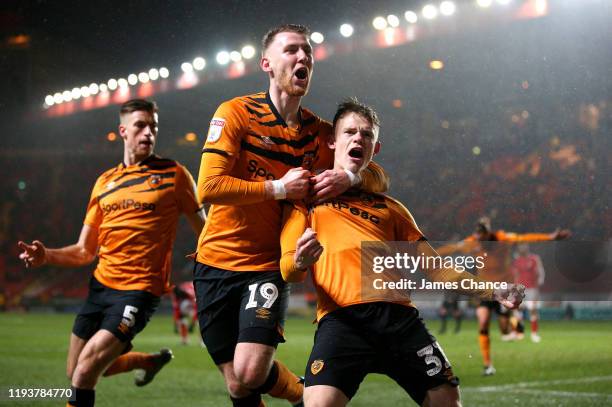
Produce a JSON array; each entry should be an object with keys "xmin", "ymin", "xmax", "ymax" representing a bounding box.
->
[
  {"xmin": 295, "ymin": 67, "xmax": 308, "ymax": 80},
  {"xmin": 348, "ymin": 147, "xmax": 363, "ymax": 159}
]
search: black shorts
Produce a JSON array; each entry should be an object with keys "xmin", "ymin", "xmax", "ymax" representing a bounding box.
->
[
  {"xmin": 193, "ymin": 262, "xmax": 289, "ymax": 365},
  {"xmin": 305, "ymin": 302, "xmax": 459, "ymax": 404},
  {"xmin": 479, "ymin": 300, "xmax": 511, "ymax": 316},
  {"xmin": 72, "ymin": 277, "xmax": 159, "ymax": 344}
]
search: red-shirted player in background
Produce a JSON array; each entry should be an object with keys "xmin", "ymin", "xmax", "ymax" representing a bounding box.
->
[
  {"xmin": 511, "ymin": 243, "xmax": 545, "ymax": 343},
  {"xmin": 171, "ymin": 281, "xmax": 197, "ymax": 345}
]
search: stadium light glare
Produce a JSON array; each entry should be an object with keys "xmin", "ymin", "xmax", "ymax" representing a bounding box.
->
[
  {"xmin": 373, "ymin": 16, "xmax": 388, "ymax": 30},
  {"xmin": 62, "ymin": 90, "xmax": 72, "ymax": 102},
  {"xmin": 387, "ymin": 14, "xmax": 400, "ymax": 27},
  {"xmin": 310, "ymin": 32, "xmax": 324, "ymax": 44},
  {"xmin": 339, "ymin": 23, "xmax": 354, "ymax": 37},
  {"xmin": 216, "ymin": 51, "xmax": 230, "ymax": 65},
  {"xmin": 149, "ymin": 68, "xmax": 160, "ymax": 80},
  {"xmin": 193, "ymin": 57, "xmax": 206, "ymax": 70},
  {"xmin": 230, "ymin": 51, "xmax": 242, "ymax": 62},
  {"xmin": 404, "ymin": 10, "xmax": 418, "ymax": 23},
  {"xmin": 472, "ymin": 146, "xmax": 481, "ymax": 155},
  {"xmin": 429, "ymin": 60, "xmax": 444, "ymax": 70},
  {"xmin": 181, "ymin": 62, "xmax": 194, "ymax": 73},
  {"xmin": 477, "ymin": 0, "xmax": 493, "ymax": 8},
  {"xmin": 99, "ymin": 83, "xmax": 108, "ymax": 93},
  {"xmin": 53, "ymin": 93, "xmax": 63, "ymax": 104},
  {"xmin": 107, "ymin": 78, "xmax": 118, "ymax": 90},
  {"xmin": 71, "ymin": 87, "xmax": 82, "ymax": 99},
  {"xmin": 117, "ymin": 78, "xmax": 128, "ymax": 88},
  {"xmin": 159, "ymin": 67, "xmax": 170, "ymax": 78},
  {"xmin": 422, "ymin": 4, "xmax": 438, "ymax": 19},
  {"xmin": 127, "ymin": 74, "xmax": 138, "ymax": 85},
  {"xmin": 440, "ymin": 1, "xmax": 456, "ymax": 16},
  {"xmin": 497, "ymin": 0, "xmax": 511, "ymax": 4},
  {"xmin": 241, "ymin": 45, "xmax": 256, "ymax": 59},
  {"xmin": 185, "ymin": 132, "xmax": 197, "ymax": 142},
  {"xmin": 80, "ymin": 86, "xmax": 90, "ymax": 98},
  {"xmin": 89, "ymin": 83, "xmax": 99, "ymax": 95},
  {"xmin": 45, "ymin": 95, "xmax": 55, "ymax": 106},
  {"xmin": 138, "ymin": 72, "xmax": 150, "ymax": 83}
]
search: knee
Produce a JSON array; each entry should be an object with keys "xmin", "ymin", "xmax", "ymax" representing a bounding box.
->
[
  {"xmin": 71, "ymin": 361, "xmax": 97, "ymax": 387},
  {"xmin": 234, "ymin": 363, "xmax": 266, "ymax": 389}
]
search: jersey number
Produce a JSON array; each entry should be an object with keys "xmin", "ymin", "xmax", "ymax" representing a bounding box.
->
[
  {"xmin": 245, "ymin": 283, "xmax": 279, "ymax": 309},
  {"xmin": 122, "ymin": 305, "xmax": 139, "ymax": 328},
  {"xmin": 417, "ymin": 341, "xmax": 451, "ymax": 376}
]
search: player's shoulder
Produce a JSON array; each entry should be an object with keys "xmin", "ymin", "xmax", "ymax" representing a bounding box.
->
[{"xmin": 222, "ymin": 92, "xmax": 267, "ymax": 109}]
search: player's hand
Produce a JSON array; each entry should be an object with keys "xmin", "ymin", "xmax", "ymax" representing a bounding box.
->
[
  {"xmin": 550, "ymin": 228, "xmax": 571, "ymax": 240},
  {"xmin": 17, "ymin": 240, "xmax": 47, "ymax": 268},
  {"xmin": 493, "ymin": 284, "xmax": 525, "ymax": 309},
  {"xmin": 311, "ymin": 169, "xmax": 352, "ymax": 202},
  {"xmin": 280, "ymin": 167, "xmax": 312, "ymax": 200},
  {"xmin": 294, "ymin": 228, "xmax": 323, "ymax": 270}
]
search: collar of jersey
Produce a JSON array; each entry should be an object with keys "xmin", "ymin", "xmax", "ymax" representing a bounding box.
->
[{"xmin": 265, "ymin": 91, "xmax": 303, "ymax": 130}]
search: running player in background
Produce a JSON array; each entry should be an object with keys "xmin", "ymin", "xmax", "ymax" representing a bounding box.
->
[
  {"xmin": 171, "ymin": 281, "xmax": 197, "ymax": 345},
  {"xmin": 511, "ymin": 243, "xmax": 545, "ymax": 342},
  {"xmin": 438, "ymin": 292, "xmax": 464, "ymax": 334},
  {"xmin": 194, "ymin": 25, "xmax": 387, "ymax": 407},
  {"xmin": 17, "ymin": 99, "xmax": 205, "ymax": 406},
  {"xmin": 438, "ymin": 217, "xmax": 569, "ymax": 375},
  {"xmin": 279, "ymin": 98, "xmax": 524, "ymax": 406}
]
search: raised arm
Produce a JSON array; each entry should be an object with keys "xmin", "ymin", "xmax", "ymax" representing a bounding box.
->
[{"xmin": 18, "ymin": 224, "xmax": 98, "ymax": 268}]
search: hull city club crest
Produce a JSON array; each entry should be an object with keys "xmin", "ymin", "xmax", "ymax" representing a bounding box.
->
[
  {"xmin": 148, "ymin": 174, "xmax": 162, "ymax": 189},
  {"xmin": 310, "ymin": 359, "xmax": 324, "ymax": 375}
]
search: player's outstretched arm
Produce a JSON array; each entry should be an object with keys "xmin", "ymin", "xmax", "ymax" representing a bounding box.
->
[
  {"xmin": 504, "ymin": 227, "xmax": 571, "ymax": 242},
  {"xmin": 17, "ymin": 224, "xmax": 98, "ymax": 268}
]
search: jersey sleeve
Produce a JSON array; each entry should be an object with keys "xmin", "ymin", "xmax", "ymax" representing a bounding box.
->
[
  {"xmin": 202, "ymin": 100, "xmax": 248, "ymax": 157},
  {"xmin": 279, "ymin": 203, "xmax": 309, "ymax": 283},
  {"xmin": 360, "ymin": 160, "xmax": 390, "ymax": 193},
  {"xmin": 83, "ymin": 177, "xmax": 103, "ymax": 228},
  {"xmin": 387, "ymin": 198, "xmax": 425, "ymax": 241},
  {"xmin": 175, "ymin": 164, "xmax": 200, "ymax": 214},
  {"xmin": 197, "ymin": 99, "xmax": 268, "ymax": 205}
]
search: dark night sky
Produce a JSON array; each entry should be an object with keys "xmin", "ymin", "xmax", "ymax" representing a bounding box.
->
[{"xmin": 1, "ymin": 0, "xmax": 425, "ymax": 107}]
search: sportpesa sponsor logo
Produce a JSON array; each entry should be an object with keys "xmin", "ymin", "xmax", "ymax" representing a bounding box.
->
[{"xmin": 102, "ymin": 199, "xmax": 156, "ymax": 213}]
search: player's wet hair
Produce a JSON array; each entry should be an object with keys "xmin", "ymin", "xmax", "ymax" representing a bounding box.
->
[
  {"xmin": 262, "ymin": 24, "xmax": 311, "ymax": 54},
  {"xmin": 332, "ymin": 97, "xmax": 381, "ymax": 132},
  {"xmin": 119, "ymin": 99, "xmax": 158, "ymax": 119}
]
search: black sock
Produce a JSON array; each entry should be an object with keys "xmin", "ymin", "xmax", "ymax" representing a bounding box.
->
[
  {"xmin": 68, "ymin": 386, "xmax": 95, "ymax": 407},
  {"xmin": 230, "ymin": 392, "xmax": 262, "ymax": 407}
]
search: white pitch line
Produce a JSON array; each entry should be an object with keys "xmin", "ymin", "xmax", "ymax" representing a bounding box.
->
[{"xmin": 464, "ymin": 375, "xmax": 612, "ymax": 393}]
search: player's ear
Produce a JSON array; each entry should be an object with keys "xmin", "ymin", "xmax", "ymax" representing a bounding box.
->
[
  {"xmin": 118, "ymin": 123, "xmax": 127, "ymax": 140},
  {"xmin": 260, "ymin": 56, "xmax": 272, "ymax": 73},
  {"xmin": 327, "ymin": 135, "xmax": 336, "ymax": 150}
]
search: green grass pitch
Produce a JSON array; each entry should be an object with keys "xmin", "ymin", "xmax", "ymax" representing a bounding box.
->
[{"xmin": 1, "ymin": 313, "xmax": 611, "ymax": 406}]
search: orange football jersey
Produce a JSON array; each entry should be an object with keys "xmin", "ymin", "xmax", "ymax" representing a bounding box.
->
[
  {"xmin": 196, "ymin": 92, "xmax": 334, "ymax": 271},
  {"xmin": 84, "ymin": 155, "xmax": 200, "ymax": 296}
]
